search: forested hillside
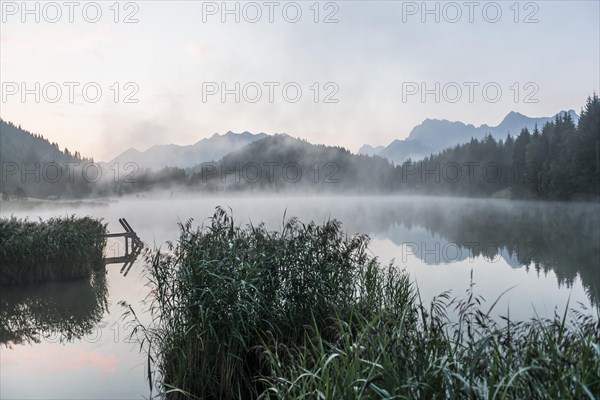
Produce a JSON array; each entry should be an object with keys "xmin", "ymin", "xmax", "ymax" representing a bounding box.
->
[
  {"xmin": 0, "ymin": 120, "xmax": 92, "ymax": 199},
  {"xmin": 399, "ymin": 95, "xmax": 599, "ymax": 200}
]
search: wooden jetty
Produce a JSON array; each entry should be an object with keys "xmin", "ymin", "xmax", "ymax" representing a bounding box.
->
[{"xmin": 103, "ymin": 218, "xmax": 143, "ymax": 276}]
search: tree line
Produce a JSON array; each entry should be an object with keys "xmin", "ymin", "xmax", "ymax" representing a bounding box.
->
[{"xmin": 400, "ymin": 94, "xmax": 599, "ymax": 200}]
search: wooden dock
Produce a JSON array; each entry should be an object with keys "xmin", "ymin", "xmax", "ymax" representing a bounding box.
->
[{"xmin": 103, "ymin": 218, "xmax": 142, "ymax": 276}]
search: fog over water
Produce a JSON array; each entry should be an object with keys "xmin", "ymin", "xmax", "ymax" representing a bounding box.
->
[{"xmin": 3, "ymin": 194, "xmax": 598, "ymax": 310}]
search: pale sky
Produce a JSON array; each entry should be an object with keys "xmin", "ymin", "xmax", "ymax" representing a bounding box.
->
[{"xmin": 1, "ymin": 0, "xmax": 598, "ymax": 161}]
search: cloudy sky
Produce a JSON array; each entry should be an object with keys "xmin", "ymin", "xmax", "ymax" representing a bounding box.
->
[{"xmin": 1, "ymin": 0, "xmax": 598, "ymax": 161}]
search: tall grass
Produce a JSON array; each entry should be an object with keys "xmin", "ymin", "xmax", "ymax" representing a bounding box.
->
[
  {"xmin": 0, "ymin": 216, "xmax": 107, "ymax": 284},
  {"xmin": 132, "ymin": 208, "xmax": 600, "ymax": 399},
  {"xmin": 262, "ymin": 286, "xmax": 600, "ymax": 399}
]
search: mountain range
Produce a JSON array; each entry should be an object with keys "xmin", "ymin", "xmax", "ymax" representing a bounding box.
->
[
  {"xmin": 359, "ymin": 110, "xmax": 579, "ymax": 164},
  {"xmin": 0, "ymin": 109, "xmax": 581, "ymax": 175},
  {"xmin": 111, "ymin": 109, "xmax": 579, "ymax": 169},
  {"xmin": 108, "ymin": 131, "xmax": 268, "ymax": 170}
]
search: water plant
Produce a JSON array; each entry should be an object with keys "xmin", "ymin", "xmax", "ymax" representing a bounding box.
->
[{"xmin": 0, "ymin": 216, "xmax": 107, "ymax": 285}]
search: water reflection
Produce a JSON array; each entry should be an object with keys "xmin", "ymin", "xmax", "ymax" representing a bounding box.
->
[
  {"xmin": 0, "ymin": 271, "xmax": 109, "ymax": 346},
  {"xmin": 349, "ymin": 199, "xmax": 599, "ymax": 307},
  {"xmin": 90, "ymin": 196, "xmax": 598, "ymax": 307},
  {"xmin": 106, "ymin": 196, "xmax": 598, "ymax": 308},
  {"xmin": 1, "ymin": 196, "xmax": 597, "ymax": 312}
]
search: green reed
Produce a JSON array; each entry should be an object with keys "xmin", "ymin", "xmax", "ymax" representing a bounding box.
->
[
  {"xmin": 132, "ymin": 208, "xmax": 599, "ymax": 399},
  {"xmin": 261, "ymin": 287, "xmax": 600, "ymax": 399},
  {"xmin": 0, "ymin": 216, "xmax": 107, "ymax": 284}
]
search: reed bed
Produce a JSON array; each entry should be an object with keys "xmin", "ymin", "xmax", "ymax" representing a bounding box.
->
[
  {"xmin": 0, "ymin": 216, "xmax": 107, "ymax": 285},
  {"xmin": 261, "ymin": 288, "xmax": 600, "ymax": 400},
  {"xmin": 132, "ymin": 208, "xmax": 600, "ymax": 399}
]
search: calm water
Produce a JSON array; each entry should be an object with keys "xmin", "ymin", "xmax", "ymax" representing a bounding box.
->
[{"xmin": 1, "ymin": 195, "xmax": 598, "ymax": 399}]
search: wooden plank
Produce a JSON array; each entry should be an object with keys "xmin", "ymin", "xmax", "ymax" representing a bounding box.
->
[
  {"xmin": 122, "ymin": 219, "xmax": 136, "ymax": 235},
  {"xmin": 104, "ymin": 256, "xmax": 133, "ymax": 264},
  {"xmin": 105, "ymin": 232, "xmax": 136, "ymax": 238},
  {"xmin": 119, "ymin": 218, "xmax": 132, "ymax": 233}
]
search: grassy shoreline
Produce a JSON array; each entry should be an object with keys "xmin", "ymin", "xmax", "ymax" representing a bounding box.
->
[
  {"xmin": 129, "ymin": 208, "xmax": 600, "ymax": 399},
  {"xmin": 0, "ymin": 216, "xmax": 107, "ymax": 285}
]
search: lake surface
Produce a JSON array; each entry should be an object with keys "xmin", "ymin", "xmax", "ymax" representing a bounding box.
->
[{"xmin": 1, "ymin": 195, "xmax": 598, "ymax": 399}]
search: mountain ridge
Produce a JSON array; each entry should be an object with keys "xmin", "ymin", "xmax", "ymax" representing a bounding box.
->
[
  {"xmin": 107, "ymin": 130, "xmax": 269, "ymax": 169},
  {"xmin": 364, "ymin": 109, "xmax": 579, "ymax": 164}
]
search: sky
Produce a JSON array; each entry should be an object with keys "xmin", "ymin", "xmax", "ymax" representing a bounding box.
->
[{"xmin": 1, "ymin": 0, "xmax": 599, "ymax": 161}]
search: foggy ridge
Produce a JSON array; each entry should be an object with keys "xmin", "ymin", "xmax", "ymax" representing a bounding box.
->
[
  {"xmin": 106, "ymin": 131, "xmax": 269, "ymax": 170},
  {"xmin": 361, "ymin": 109, "xmax": 580, "ymax": 164}
]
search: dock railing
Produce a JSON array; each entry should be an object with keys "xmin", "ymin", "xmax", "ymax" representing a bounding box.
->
[{"xmin": 103, "ymin": 218, "xmax": 143, "ymax": 276}]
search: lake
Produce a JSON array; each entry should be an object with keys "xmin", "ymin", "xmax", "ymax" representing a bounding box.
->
[{"xmin": 1, "ymin": 195, "xmax": 598, "ymax": 399}]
